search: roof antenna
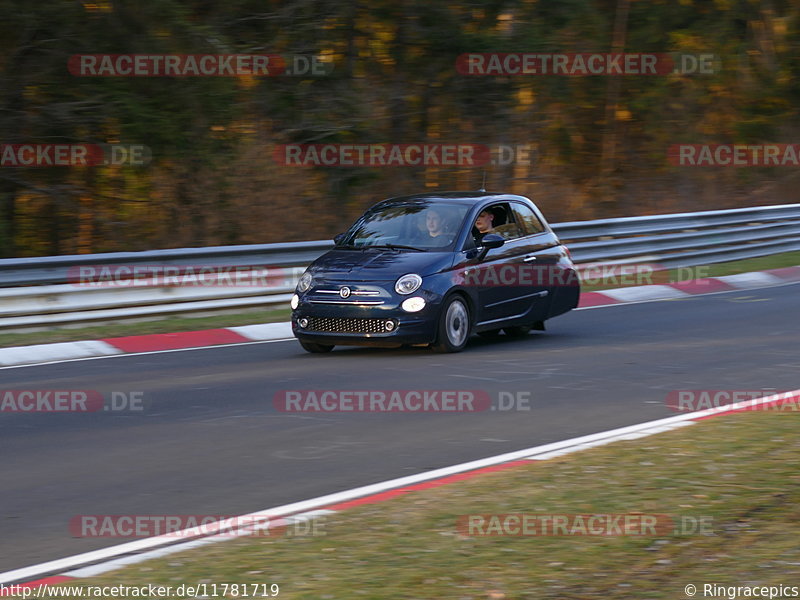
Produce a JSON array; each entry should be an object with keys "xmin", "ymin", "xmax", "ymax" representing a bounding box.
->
[{"xmin": 479, "ymin": 170, "xmax": 486, "ymax": 192}]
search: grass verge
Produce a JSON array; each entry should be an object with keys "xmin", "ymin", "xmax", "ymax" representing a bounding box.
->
[
  {"xmin": 57, "ymin": 411, "xmax": 800, "ymax": 599},
  {"xmin": 2, "ymin": 250, "xmax": 798, "ymax": 349}
]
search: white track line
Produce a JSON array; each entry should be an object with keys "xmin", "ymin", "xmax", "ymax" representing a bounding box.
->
[
  {"xmin": 716, "ymin": 272, "xmax": 784, "ymax": 288},
  {"xmin": 598, "ymin": 285, "xmax": 689, "ymax": 302},
  {"xmin": 575, "ymin": 278, "xmax": 800, "ymax": 310},
  {"xmin": 227, "ymin": 322, "xmax": 293, "ymax": 340},
  {"xmin": 64, "ymin": 511, "xmax": 334, "ymax": 578},
  {"xmin": 2, "ymin": 388, "xmax": 797, "ymax": 585},
  {"xmin": 0, "ymin": 340, "xmax": 122, "ymax": 367},
  {"xmin": 0, "ymin": 338, "xmax": 297, "ymax": 371}
]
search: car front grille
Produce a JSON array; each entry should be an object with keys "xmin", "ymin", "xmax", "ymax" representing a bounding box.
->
[{"xmin": 305, "ymin": 317, "xmax": 391, "ymax": 334}]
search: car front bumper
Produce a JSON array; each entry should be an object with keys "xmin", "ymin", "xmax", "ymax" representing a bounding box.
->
[{"xmin": 292, "ymin": 291, "xmax": 442, "ymax": 347}]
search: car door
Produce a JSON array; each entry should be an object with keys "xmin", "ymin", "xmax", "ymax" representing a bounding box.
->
[
  {"xmin": 460, "ymin": 203, "xmax": 533, "ymax": 325},
  {"xmin": 508, "ymin": 201, "xmax": 563, "ymax": 322}
]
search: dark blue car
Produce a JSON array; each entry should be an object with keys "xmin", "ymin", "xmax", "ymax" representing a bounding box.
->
[{"xmin": 291, "ymin": 192, "xmax": 580, "ymax": 353}]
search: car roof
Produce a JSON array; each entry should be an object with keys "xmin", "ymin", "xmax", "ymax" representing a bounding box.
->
[{"xmin": 373, "ymin": 191, "xmax": 534, "ymax": 208}]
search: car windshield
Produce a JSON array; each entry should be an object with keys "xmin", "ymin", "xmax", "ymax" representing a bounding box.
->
[{"xmin": 339, "ymin": 201, "xmax": 470, "ymax": 251}]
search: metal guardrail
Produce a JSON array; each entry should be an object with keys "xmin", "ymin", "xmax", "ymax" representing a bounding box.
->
[
  {"xmin": 553, "ymin": 203, "xmax": 800, "ymax": 239},
  {"xmin": 0, "ymin": 241, "xmax": 329, "ymax": 288},
  {"xmin": 1, "ymin": 203, "xmax": 798, "ymax": 330}
]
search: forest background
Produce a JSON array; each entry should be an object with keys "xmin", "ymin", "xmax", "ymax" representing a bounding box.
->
[{"xmin": 1, "ymin": 0, "xmax": 798, "ymax": 258}]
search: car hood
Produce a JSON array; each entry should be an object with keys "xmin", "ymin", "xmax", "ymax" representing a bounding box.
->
[{"xmin": 308, "ymin": 248, "xmax": 453, "ymax": 282}]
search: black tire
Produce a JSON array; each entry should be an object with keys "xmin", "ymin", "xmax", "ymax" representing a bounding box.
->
[
  {"xmin": 299, "ymin": 340, "xmax": 335, "ymax": 353},
  {"xmin": 431, "ymin": 295, "xmax": 471, "ymax": 353}
]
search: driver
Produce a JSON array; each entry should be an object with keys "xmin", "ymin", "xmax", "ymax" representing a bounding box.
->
[{"xmin": 424, "ymin": 208, "xmax": 452, "ymax": 246}]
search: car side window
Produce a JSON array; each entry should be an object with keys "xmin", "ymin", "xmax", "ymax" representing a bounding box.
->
[
  {"xmin": 512, "ymin": 203, "xmax": 546, "ymax": 235},
  {"xmin": 487, "ymin": 203, "xmax": 525, "ymax": 241}
]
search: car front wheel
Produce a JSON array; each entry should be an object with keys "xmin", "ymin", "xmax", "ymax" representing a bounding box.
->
[{"xmin": 432, "ymin": 295, "xmax": 471, "ymax": 353}]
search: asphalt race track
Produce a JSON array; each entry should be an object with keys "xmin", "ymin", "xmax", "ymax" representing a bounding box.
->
[{"xmin": 1, "ymin": 283, "xmax": 798, "ymax": 573}]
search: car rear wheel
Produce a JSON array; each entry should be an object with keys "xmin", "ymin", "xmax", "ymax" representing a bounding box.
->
[
  {"xmin": 432, "ymin": 295, "xmax": 471, "ymax": 353},
  {"xmin": 299, "ymin": 340, "xmax": 335, "ymax": 353}
]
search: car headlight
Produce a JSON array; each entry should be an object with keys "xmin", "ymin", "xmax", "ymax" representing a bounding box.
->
[
  {"xmin": 395, "ymin": 273, "xmax": 422, "ymax": 295},
  {"xmin": 297, "ymin": 271, "xmax": 313, "ymax": 293},
  {"xmin": 290, "ymin": 294, "xmax": 299, "ymax": 310}
]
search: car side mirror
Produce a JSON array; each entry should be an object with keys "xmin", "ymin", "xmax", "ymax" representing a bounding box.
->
[
  {"xmin": 481, "ymin": 234, "xmax": 504, "ymax": 249},
  {"xmin": 476, "ymin": 233, "xmax": 504, "ymax": 261},
  {"xmin": 333, "ymin": 233, "xmax": 346, "ymax": 245}
]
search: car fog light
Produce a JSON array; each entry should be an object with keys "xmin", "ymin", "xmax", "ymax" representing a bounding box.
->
[
  {"xmin": 385, "ymin": 320, "xmax": 396, "ymax": 331},
  {"xmin": 298, "ymin": 317, "xmax": 308, "ymax": 328},
  {"xmin": 290, "ymin": 294, "xmax": 299, "ymax": 310},
  {"xmin": 401, "ymin": 296, "xmax": 426, "ymax": 312}
]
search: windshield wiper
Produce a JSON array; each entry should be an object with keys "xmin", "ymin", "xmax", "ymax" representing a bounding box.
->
[{"xmin": 367, "ymin": 244, "xmax": 427, "ymax": 252}]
